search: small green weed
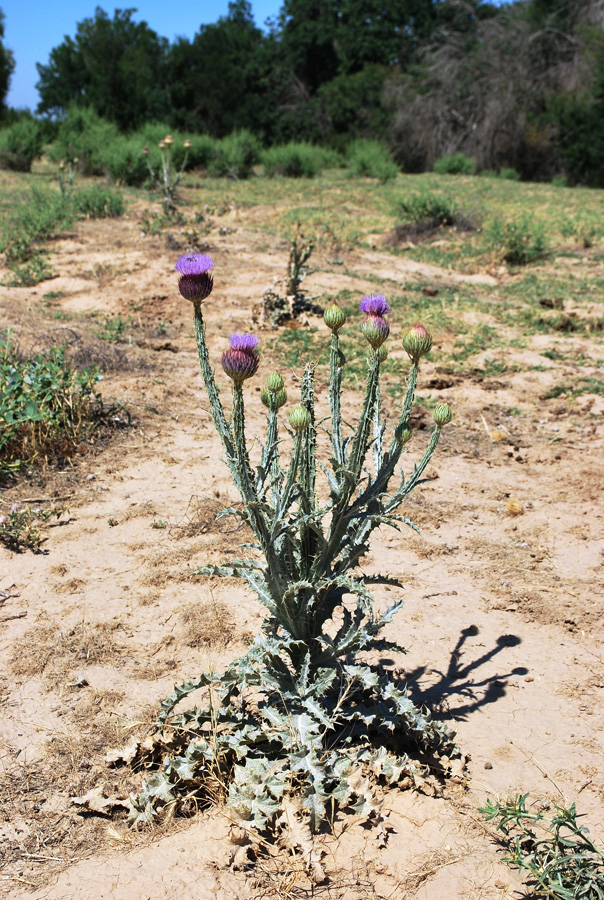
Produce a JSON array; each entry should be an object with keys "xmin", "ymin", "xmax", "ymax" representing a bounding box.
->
[
  {"xmin": 0, "ymin": 332, "xmax": 124, "ymax": 478},
  {"xmin": 261, "ymin": 143, "xmax": 335, "ymax": 178},
  {"xmin": 0, "ymin": 503, "xmax": 67, "ymax": 551},
  {"xmin": 0, "ymin": 187, "xmax": 73, "ymax": 263},
  {"xmin": 485, "ymin": 216, "xmax": 548, "ymax": 265},
  {"xmin": 96, "ymin": 314, "xmax": 130, "ymax": 343},
  {"xmin": 5, "ymin": 255, "xmax": 56, "ymax": 287},
  {"xmin": 481, "ymin": 794, "xmax": 604, "ymax": 900},
  {"xmin": 71, "ymin": 185, "xmax": 125, "ymax": 218}
]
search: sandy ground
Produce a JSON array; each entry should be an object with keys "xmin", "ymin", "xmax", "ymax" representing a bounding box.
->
[{"xmin": 1, "ymin": 201, "xmax": 604, "ymax": 899}]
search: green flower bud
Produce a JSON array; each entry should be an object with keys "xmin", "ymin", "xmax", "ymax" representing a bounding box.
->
[
  {"xmin": 288, "ymin": 405, "xmax": 311, "ymax": 432},
  {"xmin": 361, "ymin": 315, "xmax": 389, "ymax": 349},
  {"xmin": 266, "ymin": 372, "xmax": 284, "ymax": 393},
  {"xmin": 323, "ymin": 302, "xmax": 346, "ymax": 333},
  {"xmin": 403, "ymin": 323, "xmax": 433, "ymax": 363},
  {"xmin": 395, "ymin": 423, "xmax": 412, "ymax": 446},
  {"xmin": 273, "ymin": 388, "xmax": 287, "ymax": 409},
  {"xmin": 377, "ymin": 345, "xmax": 388, "ymax": 363},
  {"xmin": 433, "ymin": 404, "xmax": 452, "ymax": 427},
  {"xmin": 261, "ymin": 387, "xmax": 287, "ymax": 409},
  {"xmin": 337, "ymin": 350, "xmax": 346, "ymax": 368}
]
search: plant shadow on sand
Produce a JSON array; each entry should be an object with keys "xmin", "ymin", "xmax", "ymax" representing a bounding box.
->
[{"xmin": 400, "ymin": 626, "xmax": 528, "ymax": 721}]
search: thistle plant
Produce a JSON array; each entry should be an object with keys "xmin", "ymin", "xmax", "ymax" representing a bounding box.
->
[
  {"xmin": 143, "ymin": 135, "xmax": 190, "ymax": 215},
  {"xmin": 130, "ymin": 258, "xmax": 459, "ymax": 832}
]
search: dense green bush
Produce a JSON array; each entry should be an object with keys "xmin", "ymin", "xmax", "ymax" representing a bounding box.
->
[
  {"xmin": 102, "ymin": 136, "xmax": 149, "ymax": 186},
  {"xmin": 433, "ymin": 153, "xmax": 475, "ymax": 175},
  {"xmin": 346, "ymin": 139, "xmax": 398, "ymax": 181},
  {"xmin": 0, "ymin": 118, "xmax": 47, "ymax": 172},
  {"xmin": 261, "ymin": 142, "xmax": 337, "ymax": 178},
  {"xmin": 485, "ymin": 216, "xmax": 547, "ymax": 265},
  {"xmin": 395, "ymin": 191, "xmax": 459, "ymax": 226},
  {"xmin": 71, "ymin": 184, "xmax": 125, "ymax": 218},
  {"xmin": 208, "ymin": 130, "xmax": 261, "ymax": 179},
  {"xmin": 48, "ymin": 106, "xmax": 120, "ymax": 175}
]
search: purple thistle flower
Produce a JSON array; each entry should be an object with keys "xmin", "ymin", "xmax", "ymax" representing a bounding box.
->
[
  {"xmin": 175, "ymin": 255, "xmax": 214, "ymax": 304},
  {"xmin": 175, "ymin": 254, "xmax": 214, "ymax": 276},
  {"xmin": 221, "ymin": 333, "xmax": 260, "ymax": 384},
  {"xmin": 359, "ymin": 294, "xmax": 391, "ymax": 317},
  {"xmin": 361, "ymin": 315, "xmax": 390, "ymax": 349},
  {"xmin": 229, "ymin": 333, "xmax": 259, "ymax": 353}
]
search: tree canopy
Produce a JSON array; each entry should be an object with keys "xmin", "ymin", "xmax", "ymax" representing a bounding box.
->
[{"xmin": 0, "ymin": 8, "xmax": 15, "ymax": 115}]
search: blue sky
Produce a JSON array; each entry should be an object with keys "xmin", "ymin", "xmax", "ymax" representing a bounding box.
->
[{"xmin": 2, "ymin": 0, "xmax": 284, "ymax": 110}]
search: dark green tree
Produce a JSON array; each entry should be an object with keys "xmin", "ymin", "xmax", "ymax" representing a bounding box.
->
[
  {"xmin": 166, "ymin": 1, "xmax": 278, "ymax": 137},
  {"xmin": 36, "ymin": 7, "xmax": 170, "ymax": 129},
  {"xmin": 0, "ymin": 9, "xmax": 15, "ymax": 115}
]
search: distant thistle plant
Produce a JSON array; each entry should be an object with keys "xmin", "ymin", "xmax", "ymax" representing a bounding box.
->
[
  {"xmin": 130, "ymin": 258, "xmax": 459, "ymax": 834},
  {"xmin": 143, "ymin": 134, "xmax": 190, "ymax": 214}
]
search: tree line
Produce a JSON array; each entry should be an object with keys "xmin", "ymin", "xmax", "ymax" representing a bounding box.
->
[{"xmin": 1, "ymin": 0, "xmax": 604, "ymax": 184}]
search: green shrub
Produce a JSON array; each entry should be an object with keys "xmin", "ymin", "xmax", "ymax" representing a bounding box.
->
[
  {"xmin": 208, "ymin": 130, "xmax": 261, "ymax": 179},
  {"xmin": 185, "ymin": 134, "xmax": 216, "ymax": 170},
  {"xmin": 346, "ymin": 139, "xmax": 398, "ymax": 181},
  {"xmin": 433, "ymin": 153, "xmax": 475, "ymax": 175},
  {"xmin": 479, "ymin": 169, "xmax": 498, "ymax": 178},
  {"xmin": 498, "ymin": 167, "xmax": 521, "ymax": 181},
  {"xmin": 48, "ymin": 106, "xmax": 120, "ymax": 175},
  {"xmin": 395, "ymin": 191, "xmax": 458, "ymax": 226},
  {"xmin": 486, "ymin": 216, "xmax": 547, "ymax": 265},
  {"xmin": 261, "ymin": 142, "xmax": 331, "ymax": 178},
  {"xmin": 552, "ymin": 174, "xmax": 569, "ymax": 187},
  {"xmin": 0, "ymin": 119, "xmax": 47, "ymax": 172},
  {"xmin": 0, "ymin": 333, "xmax": 104, "ymax": 477},
  {"xmin": 0, "ymin": 187, "xmax": 73, "ymax": 263},
  {"xmin": 71, "ymin": 184, "xmax": 125, "ymax": 218},
  {"xmin": 102, "ymin": 137, "xmax": 148, "ymax": 186}
]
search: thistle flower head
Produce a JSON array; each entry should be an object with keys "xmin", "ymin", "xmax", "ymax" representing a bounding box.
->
[
  {"xmin": 183, "ymin": 139, "xmax": 191, "ymax": 149},
  {"xmin": 142, "ymin": 145, "xmax": 149, "ymax": 155},
  {"xmin": 266, "ymin": 372, "xmax": 284, "ymax": 393},
  {"xmin": 324, "ymin": 301, "xmax": 346, "ymax": 333},
  {"xmin": 261, "ymin": 386, "xmax": 287, "ymax": 409},
  {"xmin": 221, "ymin": 333, "xmax": 260, "ymax": 384},
  {"xmin": 158, "ymin": 140, "xmax": 165, "ymax": 149},
  {"xmin": 433, "ymin": 404, "xmax": 452, "ymax": 427},
  {"xmin": 175, "ymin": 254, "xmax": 214, "ymax": 304},
  {"xmin": 229, "ymin": 333, "xmax": 260, "ymax": 353},
  {"xmin": 361, "ymin": 315, "xmax": 390, "ymax": 349},
  {"xmin": 360, "ymin": 294, "xmax": 391, "ymax": 317},
  {"xmin": 403, "ymin": 323, "xmax": 433, "ymax": 363},
  {"xmin": 164, "ymin": 134, "xmax": 174, "ymax": 146},
  {"xmin": 288, "ymin": 405, "xmax": 311, "ymax": 432}
]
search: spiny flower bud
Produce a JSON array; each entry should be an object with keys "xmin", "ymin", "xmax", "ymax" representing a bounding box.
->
[
  {"xmin": 261, "ymin": 387, "xmax": 287, "ymax": 409},
  {"xmin": 266, "ymin": 372, "xmax": 284, "ymax": 393},
  {"xmin": 433, "ymin": 404, "xmax": 452, "ymax": 427},
  {"xmin": 175, "ymin": 254, "xmax": 214, "ymax": 304},
  {"xmin": 361, "ymin": 316, "xmax": 390, "ymax": 349},
  {"xmin": 337, "ymin": 350, "xmax": 346, "ymax": 368},
  {"xmin": 183, "ymin": 139, "xmax": 191, "ymax": 149},
  {"xmin": 377, "ymin": 345, "xmax": 388, "ymax": 363},
  {"xmin": 323, "ymin": 302, "xmax": 346, "ymax": 333},
  {"xmin": 221, "ymin": 333, "xmax": 260, "ymax": 384},
  {"xmin": 403, "ymin": 323, "xmax": 433, "ymax": 363},
  {"xmin": 395, "ymin": 423, "xmax": 412, "ymax": 446},
  {"xmin": 164, "ymin": 134, "xmax": 174, "ymax": 146},
  {"xmin": 288, "ymin": 405, "xmax": 311, "ymax": 432}
]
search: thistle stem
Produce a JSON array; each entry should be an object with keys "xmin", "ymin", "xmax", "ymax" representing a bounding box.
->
[{"xmin": 329, "ymin": 333, "xmax": 344, "ymax": 470}]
